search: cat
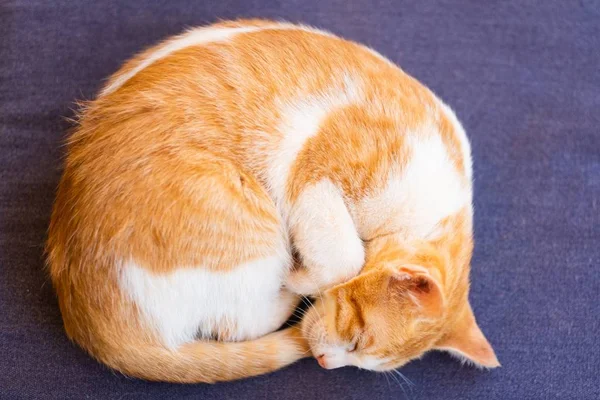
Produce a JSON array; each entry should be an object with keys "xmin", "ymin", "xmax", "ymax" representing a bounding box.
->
[{"xmin": 47, "ymin": 19, "xmax": 498, "ymax": 383}]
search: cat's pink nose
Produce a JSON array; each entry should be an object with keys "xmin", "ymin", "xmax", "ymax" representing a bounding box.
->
[{"xmin": 316, "ymin": 354, "xmax": 327, "ymax": 369}]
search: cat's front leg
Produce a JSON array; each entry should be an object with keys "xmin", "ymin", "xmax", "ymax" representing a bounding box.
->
[{"xmin": 286, "ymin": 179, "xmax": 365, "ymax": 296}]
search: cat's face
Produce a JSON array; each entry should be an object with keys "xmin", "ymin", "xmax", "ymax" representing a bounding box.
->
[
  {"xmin": 302, "ymin": 266, "xmax": 441, "ymax": 370},
  {"xmin": 301, "ymin": 264, "xmax": 499, "ymax": 371}
]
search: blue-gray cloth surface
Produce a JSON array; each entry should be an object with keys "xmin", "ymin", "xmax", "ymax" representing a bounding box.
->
[{"xmin": 1, "ymin": 1, "xmax": 599, "ymax": 399}]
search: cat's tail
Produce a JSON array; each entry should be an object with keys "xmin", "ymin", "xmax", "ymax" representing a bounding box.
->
[{"xmin": 104, "ymin": 326, "xmax": 310, "ymax": 383}]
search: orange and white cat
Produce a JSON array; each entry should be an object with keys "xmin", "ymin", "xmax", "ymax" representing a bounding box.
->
[{"xmin": 47, "ymin": 19, "xmax": 498, "ymax": 383}]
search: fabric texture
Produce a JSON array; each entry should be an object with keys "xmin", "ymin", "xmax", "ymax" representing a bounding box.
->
[{"xmin": 1, "ymin": 1, "xmax": 599, "ymax": 398}]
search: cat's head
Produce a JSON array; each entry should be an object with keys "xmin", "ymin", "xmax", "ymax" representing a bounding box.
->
[{"xmin": 301, "ymin": 244, "xmax": 498, "ymax": 371}]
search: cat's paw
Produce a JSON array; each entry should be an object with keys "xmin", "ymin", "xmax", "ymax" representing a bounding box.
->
[
  {"xmin": 286, "ymin": 268, "xmax": 322, "ymax": 296},
  {"xmin": 285, "ymin": 264, "xmax": 362, "ymax": 296}
]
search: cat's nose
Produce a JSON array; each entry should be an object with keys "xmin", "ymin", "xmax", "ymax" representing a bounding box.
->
[{"xmin": 316, "ymin": 354, "xmax": 327, "ymax": 369}]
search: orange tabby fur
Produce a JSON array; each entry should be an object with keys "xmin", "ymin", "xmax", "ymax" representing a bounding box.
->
[
  {"xmin": 47, "ymin": 19, "xmax": 497, "ymax": 383},
  {"xmin": 303, "ymin": 208, "xmax": 498, "ymax": 370}
]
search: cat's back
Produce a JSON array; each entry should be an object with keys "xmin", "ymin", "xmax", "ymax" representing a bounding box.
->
[
  {"xmin": 71, "ymin": 19, "xmax": 473, "ymax": 242},
  {"xmin": 81, "ymin": 20, "xmax": 431, "ymax": 203},
  {"xmin": 98, "ymin": 19, "xmax": 398, "ymax": 100}
]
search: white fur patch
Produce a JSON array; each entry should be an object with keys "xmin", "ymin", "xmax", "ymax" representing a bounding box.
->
[
  {"xmin": 358, "ymin": 355, "xmax": 394, "ymax": 370},
  {"xmin": 119, "ymin": 256, "xmax": 293, "ymax": 348},
  {"xmin": 352, "ymin": 133, "xmax": 470, "ymax": 239},
  {"xmin": 313, "ymin": 341, "xmax": 391, "ymax": 370},
  {"xmin": 266, "ymin": 75, "xmax": 363, "ymax": 212},
  {"xmin": 439, "ymin": 101, "xmax": 473, "ymax": 180},
  {"xmin": 100, "ymin": 23, "xmax": 335, "ymax": 97}
]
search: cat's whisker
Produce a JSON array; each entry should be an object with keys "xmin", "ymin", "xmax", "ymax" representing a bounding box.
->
[
  {"xmin": 394, "ymin": 370, "xmax": 414, "ymax": 388},
  {"xmin": 291, "ymin": 309, "xmax": 309, "ymax": 320},
  {"xmin": 298, "ymin": 296, "xmax": 324, "ymax": 331},
  {"xmin": 388, "ymin": 371, "xmax": 410, "ymax": 398},
  {"xmin": 300, "ymin": 273, "xmax": 326, "ymax": 321},
  {"xmin": 299, "ymin": 295, "xmax": 314, "ymax": 312},
  {"xmin": 382, "ymin": 371, "xmax": 392, "ymax": 390},
  {"xmin": 388, "ymin": 370, "xmax": 403, "ymax": 387},
  {"xmin": 296, "ymin": 298, "xmax": 313, "ymax": 320},
  {"xmin": 289, "ymin": 300, "xmax": 322, "ymax": 346}
]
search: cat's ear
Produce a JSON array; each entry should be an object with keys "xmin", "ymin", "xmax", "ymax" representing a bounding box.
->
[
  {"xmin": 435, "ymin": 304, "xmax": 500, "ymax": 368},
  {"xmin": 389, "ymin": 265, "xmax": 445, "ymax": 318}
]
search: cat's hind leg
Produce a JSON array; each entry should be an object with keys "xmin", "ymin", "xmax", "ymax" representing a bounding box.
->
[{"xmin": 116, "ymin": 151, "xmax": 297, "ymax": 346}]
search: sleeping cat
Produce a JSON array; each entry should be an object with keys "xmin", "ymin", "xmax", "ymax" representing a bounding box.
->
[{"xmin": 47, "ymin": 19, "xmax": 498, "ymax": 383}]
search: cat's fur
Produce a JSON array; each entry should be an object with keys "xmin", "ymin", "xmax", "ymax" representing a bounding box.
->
[{"xmin": 47, "ymin": 19, "xmax": 498, "ymax": 383}]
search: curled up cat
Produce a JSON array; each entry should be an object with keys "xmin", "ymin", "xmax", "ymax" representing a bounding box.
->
[{"xmin": 47, "ymin": 19, "xmax": 499, "ymax": 383}]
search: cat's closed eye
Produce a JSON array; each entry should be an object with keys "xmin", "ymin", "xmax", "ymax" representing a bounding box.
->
[
  {"xmin": 347, "ymin": 331, "xmax": 367, "ymax": 352},
  {"xmin": 347, "ymin": 341, "xmax": 358, "ymax": 352}
]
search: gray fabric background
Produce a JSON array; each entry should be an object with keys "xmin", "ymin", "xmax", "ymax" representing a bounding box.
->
[{"xmin": 1, "ymin": 1, "xmax": 599, "ymax": 399}]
